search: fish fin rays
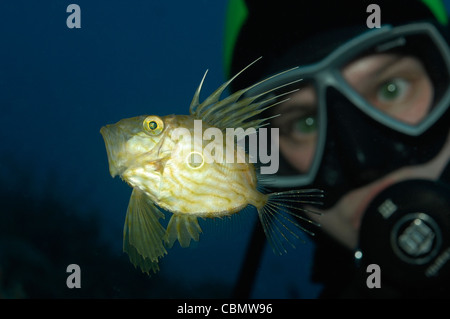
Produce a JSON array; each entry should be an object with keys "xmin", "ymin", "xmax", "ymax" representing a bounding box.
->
[
  {"xmin": 257, "ymin": 189, "xmax": 324, "ymax": 255},
  {"xmin": 123, "ymin": 188, "xmax": 167, "ymax": 274},
  {"xmin": 189, "ymin": 57, "xmax": 302, "ymax": 131},
  {"xmin": 123, "ymin": 240, "xmax": 161, "ymax": 275},
  {"xmin": 164, "ymin": 214, "xmax": 202, "ymax": 248}
]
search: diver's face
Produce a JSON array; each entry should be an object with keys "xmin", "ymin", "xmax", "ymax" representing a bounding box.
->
[{"xmin": 272, "ymin": 52, "xmax": 450, "ymax": 249}]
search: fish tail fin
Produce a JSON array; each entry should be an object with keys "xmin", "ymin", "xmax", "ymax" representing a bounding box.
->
[
  {"xmin": 164, "ymin": 214, "xmax": 203, "ymax": 248},
  {"xmin": 123, "ymin": 188, "xmax": 167, "ymax": 275},
  {"xmin": 257, "ymin": 189, "xmax": 324, "ymax": 255}
]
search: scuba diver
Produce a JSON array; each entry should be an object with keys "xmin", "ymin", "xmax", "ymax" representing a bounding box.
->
[{"xmin": 226, "ymin": 0, "xmax": 450, "ymax": 298}]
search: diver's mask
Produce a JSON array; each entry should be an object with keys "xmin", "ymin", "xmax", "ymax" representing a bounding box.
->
[
  {"xmin": 251, "ymin": 22, "xmax": 450, "ymax": 193},
  {"xmin": 247, "ymin": 22, "xmax": 450, "ymax": 296}
]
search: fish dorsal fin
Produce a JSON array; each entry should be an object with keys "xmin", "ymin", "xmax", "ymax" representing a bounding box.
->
[
  {"xmin": 164, "ymin": 214, "xmax": 202, "ymax": 248},
  {"xmin": 190, "ymin": 69, "xmax": 208, "ymax": 113},
  {"xmin": 123, "ymin": 188, "xmax": 167, "ymax": 274},
  {"xmin": 190, "ymin": 57, "xmax": 301, "ymax": 131}
]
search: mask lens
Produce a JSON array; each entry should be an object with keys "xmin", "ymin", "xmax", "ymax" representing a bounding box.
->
[
  {"xmin": 269, "ymin": 80, "xmax": 320, "ymax": 178},
  {"xmin": 340, "ymin": 32, "xmax": 450, "ymax": 126}
]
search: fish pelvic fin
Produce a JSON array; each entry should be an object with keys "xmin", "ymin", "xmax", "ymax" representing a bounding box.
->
[
  {"xmin": 164, "ymin": 214, "xmax": 202, "ymax": 248},
  {"xmin": 123, "ymin": 188, "xmax": 167, "ymax": 275},
  {"xmin": 257, "ymin": 189, "xmax": 324, "ymax": 255}
]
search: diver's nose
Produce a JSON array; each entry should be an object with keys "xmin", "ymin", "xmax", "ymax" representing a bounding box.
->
[{"xmin": 322, "ymin": 90, "xmax": 392, "ymax": 186}]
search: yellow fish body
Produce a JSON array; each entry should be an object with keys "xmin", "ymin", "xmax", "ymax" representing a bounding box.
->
[{"xmin": 100, "ymin": 60, "xmax": 323, "ymax": 274}]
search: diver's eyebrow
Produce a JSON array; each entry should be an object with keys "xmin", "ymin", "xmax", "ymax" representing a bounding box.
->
[
  {"xmin": 343, "ymin": 54, "xmax": 404, "ymax": 89},
  {"xmin": 371, "ymin": 55, "xmax": 405, "ymax": 78},
  {"xmin": 277, "ymin": 102, "xmax": 317, "ymax": 115},
  {"xmin": 361, "ymin": 54, "xmax": 405, "ymax": 80},
  {"xmin": 275, "ymin": 85, "xmax": 317, "ymax": 114}
]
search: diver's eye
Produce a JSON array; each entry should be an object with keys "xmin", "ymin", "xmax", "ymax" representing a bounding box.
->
[
  {"xmin": 376, "ymin": 78, "xmax": 409, "ymax": 103},
  {"xmin": 143, "ymin": 116, "xmax": 164, "ymax": 135},
  {"xmin": 294, "ymin": 115, "xmax": 317, "ymax": 135}
]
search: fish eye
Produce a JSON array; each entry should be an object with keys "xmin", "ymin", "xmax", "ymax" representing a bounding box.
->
[{"xmin": 143, "ymin": 116, "xmax": 164, "ymax": 136}]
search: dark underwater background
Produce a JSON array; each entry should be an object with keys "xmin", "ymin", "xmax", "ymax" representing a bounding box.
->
[{"xmin": 3, "ymin": 0, "xmax": 448, "ymax": 299}]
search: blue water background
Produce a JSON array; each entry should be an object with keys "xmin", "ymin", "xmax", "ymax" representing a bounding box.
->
[{"xmin": 2, "ymin": 0, "xmax": 449, "ymax": 298}]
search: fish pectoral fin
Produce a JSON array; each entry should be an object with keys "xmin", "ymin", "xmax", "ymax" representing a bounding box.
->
[
  {"xmin": 164, "ymin": 214, "xmax": 202, "ymax": 248},
  {"xmin": 123, "ymin": 188, "xmax": 167, "ymax": 274}
]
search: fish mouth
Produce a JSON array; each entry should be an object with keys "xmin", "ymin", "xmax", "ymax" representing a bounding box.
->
[{"xmin": 100, "ymin": 124, "xmax": 128, "ymax": 177}]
